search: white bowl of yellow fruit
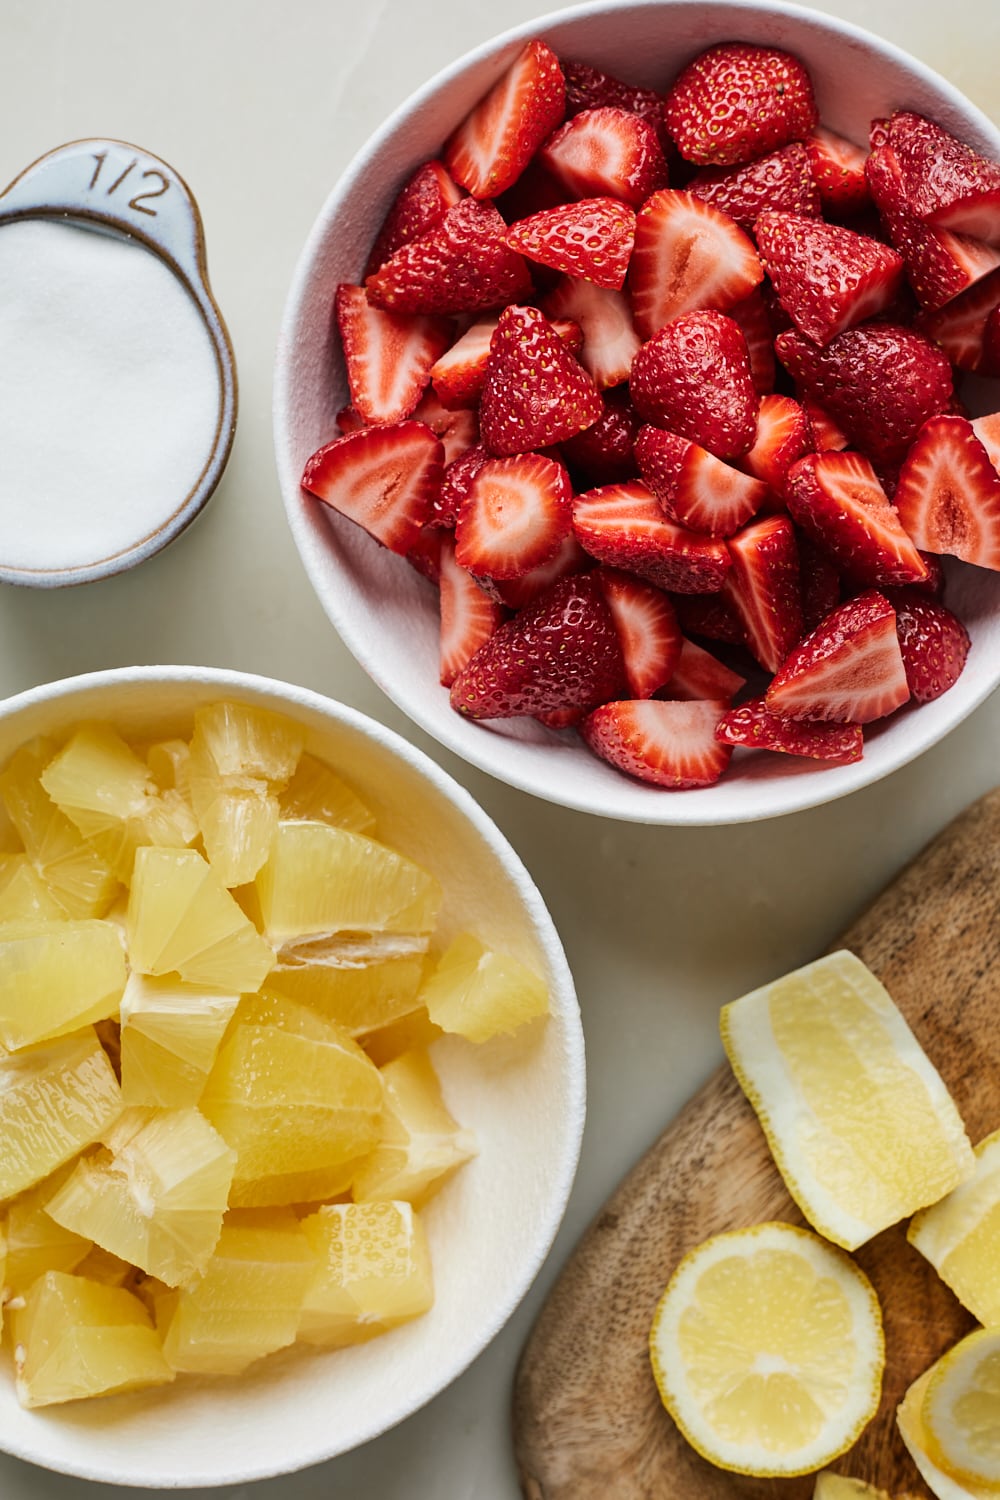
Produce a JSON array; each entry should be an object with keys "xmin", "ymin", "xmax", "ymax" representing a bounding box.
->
[{"xmin": 0, "ymin": 666, "xmax": 584, "ymax": 1487}]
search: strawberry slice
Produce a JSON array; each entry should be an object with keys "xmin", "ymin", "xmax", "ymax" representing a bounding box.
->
[
  {"xmin": 664, "ymin": 43, "xmax": 818, "ymax": 167},
  {"xmin": 754, "ymin": 212, "xmax": 905, "ymax": 346},
  {"xmin": 449, "ymin": 572, "xmax": 626, "ymax": 719},
  {"xmin": 887, "ymin": 587, "xmax": 971, "ymax": 704},
  {"xmin": 595, "ymin": 568, "xmax": 681, "ymax": 697},
  {"xmin": 883, "ymin": 110, "xmax": 1000, "ymax": 241},
  {"xmin": 443, "ymin": 39, "xmax": 565, "ymax": 200},
  {"xmin": 335, "ymin": 404, "xmax": 366, "ymax": 436},
  {"xmin": 543, "ymin": 276, "xmax": 642, "ymax": 387},
  {"xmin": 429, "ymin": 314, "xmax": 580, "ymax": 410},
  {"xmin": 671, "ymin": 594, "xmax": 747, "ymax": 647},
  {"xmin": 628, "ymin": 190, "xmax": 764, "ymax": 337},
  {"xmin": 916, "ymin": 266, "xmax": 1000, "ymax": 373},
  {"xmin": 785, "ymin": 450, "xmax": 928, "ymax": 587},
  {"xmin": 411, "ymin": 390, "xmax": 479, "ymax": 464},
  {"xmin": 479, "ymin": 304, "xmax": 602, "ymax": 455},
  {"xmin": 561, "ymin": 387, "xmax": 641, "ymax": 487},
  {"xmin": 432, "ymin": 443, "xmax": 490, "ymax": 528},
  {"xmin": 365, "ymin": 160, "xmax": 464, "ymax": 277},
  {"xmin": 723, "ymin": 514, "xmax": 802, "ymax": 672},
  {"xmin": 405, "ymin": 526, "xmax": 445, "ymax": 585},
  {"xmin": 581, "ymin": 699, "xmax": 733, "ymax": 788},
  {"xmin": 562, "ymin": 58, "xmax": 666, "ymax": 140},
  {"xmin": 506, "ymin": 198, "xmax": 636, "ymax": 289},
  {"xmin": 301, "ymin": 420, "xmax": 444, "ymax": 555},
  {"xmin": 538, "ymin": 106, "xmax": 668, "ymax": 207},
  {"xmin": 572, "ymin": 481, "xmax": 732, "ymax": 593},
  {"xmin": 688, "ymin": 142, "xmax": 821, "ymax": 228},
  {"xmin": 658, "ymin": 637, "xmax": 746, "ymax": 702},
  {"xmin": 634, "ymin": 426, "xmax": 768, "ymax": 536},
  {"xmin": 438, "ymin": 540, "xmax": 506, "ymax": 687},
  {"xmin": 972, "ymin": 410, "xmax": 1000, "ymax": 469},
  {"xmin": 805, "ymin": 127, "xmax": 871, "ymax": 217},
  {"xmin": 716, "ymin": 698, "xmax": 864, "ymax": 762},
  {"xmin": 365, "ymin": 198, "xmax": 533, "ymax": 316},
  {"xmin": 766, "ymin": 590, "xmax": 910, "ymax": 723},
  {"xmin": 334, "ymin": 284, "xmax": 452, "ymax": 426},
  {"xmin": 630, "ymin": 311, "xmax": 759, "ymax": 460},
  {"xmin": 737, "ymin": 393, "xmax": 813, "ymax": 498},
  {"xmin": 892, "ymin": 414, "xmax": 1000, "ymax": 569},
  {"xmin": 454, "ymin": 451, "xmax": 572, "ymax": 579},
  {"xmin": 727, "ymin": 290, "xmax": 776, "ymax": 396},
  {"xmin": 479, "ymin": 533, "xmax": 590, "ymax": 611},
  {"xmin": 801, "ymin": 399, "xmax": 850, "ymax": 453}
]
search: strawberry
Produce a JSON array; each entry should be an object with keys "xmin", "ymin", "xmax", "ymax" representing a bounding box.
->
[
  {"xmin": 365, "ymin": 160, "xmax": 464, "ymax": 277},
  {"xmin": 886, "ymin": 587, "xmax": 971, "ymax": 704},
  {"xmin": 785, "ymin": 450, "xmax": 928, "ymax": 587},
  {"xmin": 658, "ymin": 637, "xmax": 746, "ymax": 702},
  {"xmin": 716, "ymin": 698, "xmax": 864, "ymax": 762},
  {"xmin": 429, "ymin": 314, "xmax": 580, "ymax": 410},
  {"xmin": 405, "ymin": 525, "xmax": 446, "ymax": 584},
  {"xmin": 543, "ymin": 276, "xmax": 641, "ymax": 387},
  {"xmin": 301, "ymin": 420, "xmax": 444, "ymax": 555},
  {"xmin": 479, "ymin": 533, "xmax": 591, "ymax": 611},
  {"xmin": 335, "ymin": 404, "xmax": 367, "ymax": 436},
  {"xmin": 454, "ymin": 451, "xmax": 573, "ymax": 579},
  {"xmin": 797, "ymin": 534, "xmax": 842, "ymax": 634},
  {"xmin": 538, "ymin": 106, "xmax": 668, "ymax": 207},
  {"xmin": 595, "ymin": 568, "xmax": 681, "ymax": 697},
  {"xmin": 723, "ymin": 514, "xmax": 802, "ymax": 672},
  {"xmin": 449, "ymin": 572, "xmax": 626, "ymax": 719},
  {"xmin": 561, "ymin": 58, "xmax": 666, "ymax": 140},
  {"xmin": 983, "ymin": 304, "xmax": 1000, "ymax": 372},
  {"xmin": 766, "ymin": 590, "xmax": 910, "ymax": 723},
  {"xmin": 628, "ymin": 190, "xmax": 764, "ymax": 338},
  {"xmin": 630, "ymin": 311, "xmax": 759, "ymax": 460},
  {"xmin": 334, "ymin": 284, "xmax": 452, "ymax": 426},
  {"xmin": 664, "ymin": 43, "xmax": 818, "ymax": 167},
  {"xmin": 479, "ymin": 304, "xmax": 602, "ymax": 455},
  {"xmin": 973, "ymin": 410, "xmax": 1000, "ymax": 470},
  {"xmin": 881, "ymin": 110, "xmax": 1000, "ymax": 241},
  {"xmin": 737, "ymin": 393, "xmax": 813, "ymax": 498},
  {"xmin": 754, "ymin": 211, "xmax": 905, "ymax": 346},
  {"xmin": 805, "ymin": 127, "xmax": 871, "ymax": 218},
  {"xmin": 671, "ymin": 593, "xmax": 747, "ymax": 647},
  {"xmin": 727, "ymin": 290, "xmax": 776, "ymax": 396},
  {"xmin": 688, "ymin": 142, "xmax": 821, "ymax": 228},
  {"xmin": 411, "ymin": 390, "xmax": 479, "ymax": 464},
  {"xmin": 365, "ymin": 198, "xmax": 533, "ymax": 316},
  {"xmin": 634, "ymin": 426, "xmax": 768, "ymax": 536},
  {"xmin": 438, "ymin": 539, "xmax": 506, "ymax": 686},
  {"xmin": 581, "ymin": 699, "xmax": 733, "ymax": 788},
  {"xmin": 892, "ymin": 414, "xmax": 1000, "ymax": 570},
  {"xmin": 775, "ymin": 322, "xmax": 953, "ymax": 466},
  {"xmin": 572, "ymin": 481, "xmax": 732, "ymax": 593},
  {"xmin": 432, "ymin": 443, "xmax": 490, "ymax": 528},
  {"xmin": 505, "ymin": 197, "xmax": 636, "ymax": 289},
  {"xmin": 801, "ymin": 398, "xmax": 849, "ymax": 453},
  {"xmin": 561, "ymin": 386, "xmax": 641, "ymax": 487},
  {"xmin": 443, "ymin": 39, "xmax": 565, "ymax": 200},
  {"xmin": 916, "ymin": 266, "xmax": 1000, "ymax": 372}
]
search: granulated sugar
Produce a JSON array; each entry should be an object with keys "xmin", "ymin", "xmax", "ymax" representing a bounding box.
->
[{"xmin": 0, "ymin": 219, "xmax": 221, "ymax": 574}]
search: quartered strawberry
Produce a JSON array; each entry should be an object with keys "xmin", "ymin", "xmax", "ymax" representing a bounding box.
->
[
  {"xmin": 737, "ymin": 393, "xmax": 813, "ymax": 498},
  {"xmin": 630, "ymin": 311, "xmax": 759, "ymax": 460},
  {"xmin": 892, "ymin": 414, "xmax": 1000, "ymax": 570},
  {"xmin": 716, "ymin": 698, "xmax": 864, "ymax": 762},
  {"xmin": 432, "ymin": 443, "xmax": 490, "ymax": 528},
  {"xmin": 755, "ymin": 211, "xmax": 905, "ymax": 346},
  {"xmin": 723, "ymin": 514, "xmax": 802, "ymax": 672},
  {"xmin": 480, "ymin": 533, "xmax": 591, "ymax": 611},
  {"xmin": 561, "ymin": 58, "xmax": 666, "ymax": 139},
  {"xmin": 429, "ymin": 313, "xmax": 580, "ymax": 410},
  {"xmin": 671, "ymin": 593, "xmax": 747, "ymax": 647},
  {"xmin": 443, "ymin": 39, "xmax": 565, "ymax": 200},
  {"xmin": 881, "ymin": 110, "xmax": 1000, "ymax": 241},
  {"xmin": 886, "ymin": 588, "xmax": 971, "ymax": 704},
  {"xmin": 365, "ymin": 198, "xmax": 533, "ymax": 316},
  {"xmin": 454, "ymin": 451, "xmax": 572, "ymax": 579},
  {"xmin": 664, "ymin": 43, "xmax": 818, "ymax": 167},
  {"xmin": 479, "ymin": 303, "xmax": 602, "ymax": 455},
  {"xmin": 595, "ymin": 568, "xmax": 681, "ymax": 697},
  {"xmin": 438, "ymin": 539, "xmax": 506, "ymax": 687},
  {"xmin": 634, "ymin": 426, "xmax": 768, "ymax": 536},
  {"xmin": 335, "ymin": 284, "xmax": 452, "ymax": 426},
  {"xmin": 301, "ymin": 420, "xmax": 444, "ymax": 555},
  {"xmin": 365, "ymin": 160, "xmax": 464, "ymax": 277},
  {"xmin": 538, "ymin": 106, "xmax": 668, "ymax": 207},
  {"xmin": 658, "ymin": 637, "xmax": 746, "ymax": 701},
  {"xmin": 506, "ymin": 197, "xmax": 636, "ymax": 289},
  {"xmin": 727, "ymin": 290, "xmax": 776, "ymax": 395},
  {"xmin": 766, "ymin": 590, "xmax": 910, "ymax": 723},
  {"xmin": 628, "ymin": 190, "xmax": 764, "ymax": 338},
  {"xmin": 801, "ymin": 398, "xmax": 850, "ymax": 453},
  {"xmin": 543, "ymin": 276, "xmax": 642, "ymax": 387},
  {"xmin": 572, "ymin": 480, "xmax": 732, "ymax": 593},
  {"xmin": 805, "ymin": 127, "xmax": 871, "ymax": 218},
  {"xmin": 797, "ymin": 534, "xmax": 842, "ymax": 634},
  {"xmin": 561, "ymin": 386, "xmax": 641, "ymax": 487},
  {"xmin": 775, "ymin": 322, "xmax": 953, "ymax": 466},
  {"xmin": 411, "ymin": 390, "xmax": 479, "ymax": 464},
  {"xmin": 688, "ymin": 141, "xmax": 820, "ymax": 228},
  {"xmin": 581, "ymin": 699, "xmax": 733, "ymax": 788},
  {"xmin": 785, "ymin": 450, "xmax": 928, "ymax": 587},
  {"xmin": 916, "ymin": 266, "xmax": 1000, "ymax": 373},
  {"xmin": 449, "ymin": 572, "xmax": 626, "ymax": 719}
]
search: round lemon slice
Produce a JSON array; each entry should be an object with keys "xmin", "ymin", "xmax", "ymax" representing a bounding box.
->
[
  {"xmin": 921, "ymin": 1329, "xmax": 1000, "ymax": 1488},
  {"xmin": 649, "ymin": 1223, "xmax": 884, "ymax": 1477},
  {"xmin": 908, "ymin": 1130, "xmax": 1000, "ymax": 1326},
  {"xmin": 897, "ymin": 1369, "xmax": 993, "ymax": 1500}
]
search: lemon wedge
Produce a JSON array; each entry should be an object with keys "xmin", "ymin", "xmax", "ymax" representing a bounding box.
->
[
  {"xmin": 909, "ymin": 1129, "xmax": 1000, "ymax": 1326},
  {"xmin": 649, "ymin": 1222, "xmax": 884, "ymax": 1477},
  {"xmin": 920, "ymin": 1329, "xmax": 1000, "ymax": 1488},
  {"xmin": 898, "ymin": 1368, "xmax": 994, "ymax": 1499}
]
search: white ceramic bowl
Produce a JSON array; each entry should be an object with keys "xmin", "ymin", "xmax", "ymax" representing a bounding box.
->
[
  {"xmin": 274, "ymin": 0, "xmax": 1000, "ymax": 824},
  {"xmin": 0, "ymin": 666, "xmax": 584, "ymax": 1488}
]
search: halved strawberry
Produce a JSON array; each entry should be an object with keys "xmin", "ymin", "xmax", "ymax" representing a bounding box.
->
[
  {"xmin": 727, "ymin": 290, "xmax": 776, "ymax": 396},
  {"xmin": 479, "ymin": 304, "xmax": 602, "ymax": 455},
  {"xmin": 581, "ymin": 699, "xmax": 733, "ymax": 788},
  {"xmin": 594, "ymin": 568, "xmax": 681, "ymax": 697},
  {"xmin": 628, "ymin": 190, "xmax": 764, "ymax": 337},
  {"xmin": 892, "ymin": 414, "xmax": 1000, "ymax": 569},
  {"xmin": 716, "ymin": 698, "xmax": 864, "ymax": 762},
  {"xmin": 737, "ymin": 393, "xmax": 813, "ymax": 498},
  {"xmin": 411, "ymin": 390, "xmax": 479, "ymax": 465},
  {"xmin": 671, "ymin": 593, "xmax": 747, "ymax": 647},
  {"xmin": 723, "ymin": 514, "xmax": 802, "ymax": 672},
  {"xmin": 538, "ymin": 106, "xmax": 668, "ymax": 207},
  {"xmin": 335, "ymin": 284, "xmax": 452, "ymax": 426},
  {"xmin": 658, "ymin": 637, "xmax": 746, "ymax": 702},
  {"xmin": 634, "ymin": 426, "xmax": 768, "ymax": 536},
  {"xmin": 454, "ymin": 451, "xmax": 572, "ymax": 579},
  {"xmin": 543, "ymin": 276, "xmax": 642, "ymax": 387},
  {"xmin": 805, "ymin": 127, "xmax": 870, "ymax": 218},
  {"xmin": 630, "ymin": 311, "xmax": 759, "ymax": 460},
  {"xmin": 438, "ymin": 540, "xmax": 506, "ymax": 686},
  {"xmin": 365, "ymin": 198, "xmax": 533, "ymax": 316},
  {"xmin": 572, "ymin": 481, "xmax": 732, "ymax": 593},
  {"xmin": 443, "ymin": 39, "xmax": 565, "ymax": 200},
  {"xmin": 365, "ymin": 160, "xmax": 464, "ymax": 277},
  {"xmin": 479, "ymin": 533, "xmax": 591, "ymax": 611},
  {"xmin": 916, "ymin": 266, "xmax": 1000, "ymax": 372},
  {"xmin": 561, "ymin": 386, "xmax": 641, "ymax": 487},
  {"xmin": 429, "ymin": 313, "xmax": 581, "ymax": 410},
  {"xmin": 754, "ymin": 211, "xmax": 905, "ymax": 346},
  {"xmin": 972, "ymin": 410, "xmax": 1000, "ymax": 469},
  {"xmin": 301, "ymin": 420, "xmax": 444, "ymax": 555},
  {"xmin": 801, "ymin": 398, "xmax": 849, "ymax": 453},
  {"xmin": 766, "ymin": 590, "xmax": 910, "ymax": 723},
  {"xmin": 506, "ymin": 197, "xmax": 636, "ymax": 289},
  {"xmin": 887, "ymin": 587, "xmax": 971, "ymax": 704},
  {"xmin": 689, "ymin": 141, "xmax": 820, "ymax": 228},
  {"xmin": 785, "ymin": 450, "xmax": 928, "ymax": 587},
  {"xmin": 882, "ymin": 110, "xmax": 1000, "ymax": 241},
  {"xmin": 664, "ymin": 43, "xmax": 818, "ymax": 167}
]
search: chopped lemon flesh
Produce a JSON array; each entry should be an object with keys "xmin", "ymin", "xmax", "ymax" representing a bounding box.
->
[
  {"xmin": 0, "ymin": 855, "xmax": 66, "ymax": 922},
  {"xmin": 279, "ymin": 753, "xmax": 375, "ymax": 834},
  {"xmin": 362, "ymin": 1005, "xmax": 443, "ymax": 1067},
  {"xmin": 421, "ymin": 933, "xmax": 548, "ymax": 1042},
  {"xmin": 0, "ymin": 1029, "xmax": 122, "ymax": 1198},
  {"xmin": 0, "ymin": 918, "xmax": 125, "ymax": 1050},
  {"xmin": 119, "ymin": 973, "xmax": 239, "ymax": 1107},
  {"xmin": 909, "ymin": 1129, "xmax": 1000, "ymax": 1327},
  {"xmin": 267, "ymin": 952, "xmax": 425, "ymax": 1036},
  {"xmin": 2, "ymin": 1165, "xmax": 92, "ymax": 1292},
  {"xmin": 352, "ymin": 1050, "xmax": 476, "ymax": 1208},
  {"xmin": 299, "ymin": 1201, "xmax": 433, "ymax": 1347}
]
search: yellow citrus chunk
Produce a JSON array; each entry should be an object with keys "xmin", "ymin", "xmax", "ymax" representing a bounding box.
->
[
  {"xmin": 145, "ymin": 739, "xmax": 191, "ymax": 798},
  {"xmin": 227, "ymin": 1158, "xmax": 361, "ymax": 1210},
  {"xmin": 3, "ymin": 1165, "xmax": 92, "ymax": 1292},
  {"xmin": 0, "ymin": 918, "xmax": 126, "ymax": 1050},
  {"xmin": 12, "ymin": 1270, "xmax": 173, "ymax": 1407},
  {"xmin": 351, "ymin": 1050, "xmax": 477, "ymax": 1209},
  {"xmin": 649, "ymin": 1223, "xmax": 885, "ymax": 1477},
  {"xmin": 0, "ymin": 855, "xmax": 66, "ymax": 921},
  {"xmin": 71, "ymin": 1245, "xmax": 135, "ymax": 1287},
  {"xmin": 921, "ymin": 1329, "xmax": 1000, "ymax": 1488},
  {"xmin": 720, "ymin": 951, "xmax": 974, "ymax": 1250},
  {"xmin": 127, "ymin": 846, "xmax": 273, "ymax": 992},
  {"xmin": 898, "ymin": 1369, "xmax": 992, "ymax": 1500},
  {"xmin": 298, "ymin": 1201, "xmax": 433, "ymax": 1347},
  {"xmin": 45, "ymin": 1107, "xmax": 235, "ymax": 1286},
  {"xmin": 267, "ymin": 952, "xmax": 425, "ymax": 1037},
  {"xmin": 420, "ymin": 933, "xmax": 549, "ymax": 1043},
  {"xmin": 362, "ymin": 1005, "xmax": 444, "ymax": 1067},
  {"xmin": 0, "ymin": 1029, "xmax": 122, "ymax": 1199},
  {"xmin": 119, "ymin": 973, "xmax": 239, "ymax": 1107},
  {"xmin": 813, "ymin": 1475, "xmax": 918, "ymax": 1499},
  {"xmin": 279, "ymin": 753, "xmax": 375, "ymax": 835},
  {"xmin": 908, "ymin": 1129, "xmax": 1000, "ymax": 1327}
]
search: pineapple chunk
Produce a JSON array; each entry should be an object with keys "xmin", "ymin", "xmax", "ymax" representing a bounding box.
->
[
  {"xmin": 298, "ymin": 1201, "xmax": 433, "ymax": 1347},
  {"xmin": 362, "ymin": 1006, "xmax": 444, "ymax": 1067},
  {"xmin": 3, "ymin": 1165, "xmax": 92, "ymax": 1292},
  {"xmin": 267, "ymin": 952, "xmax": 425, "ymax": 1037},
  {"xmin": 279, "ymin": 753, "xmax": 375, "ymax": 835},
  {"xmin": 421, "ymin": 933, "xmax": 548, "ymax": 1043},
  {"xmin": 12, "ymin": 1270, "xmax": 173, "ymax": 1407},
  {"xmin": 0, "ymin": 855, "xmax": 66, "ymax": 922},
  {"xmin": 352, "ymin": 1050, "xmax": 477, "ymax": 1208},
  {"xmin": 0, "ymin": 1030, "xmax": 122, "ymax": 1198},
  {"xmin": 0, "ymin": 919, "xmax": 126, "ymax": 1050},
  {"xmin": 119, "ymin": 974, "xmax": 239, "ymax": 1107}
]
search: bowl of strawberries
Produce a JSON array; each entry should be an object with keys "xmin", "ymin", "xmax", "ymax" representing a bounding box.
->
[{"xmin": 274, "ymin": 0, "xmax": 1000, "ymax": 823}]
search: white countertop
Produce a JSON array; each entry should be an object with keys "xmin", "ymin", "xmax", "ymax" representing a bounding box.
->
[{"xmin": 1, "ymin": 1, "xmax": 999, "ymax": 1495}]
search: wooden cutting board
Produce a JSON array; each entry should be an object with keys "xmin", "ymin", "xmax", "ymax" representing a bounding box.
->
[{"xmin": 513, "ymin": 788, "xmax": 1000, "ymax": 1499}]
